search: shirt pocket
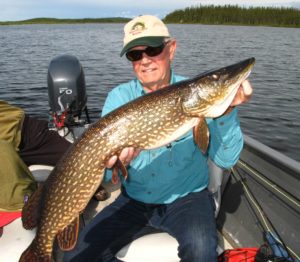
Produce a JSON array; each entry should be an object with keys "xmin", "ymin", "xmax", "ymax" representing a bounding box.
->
[
  {"xmin": 170, "ymin": 132, "xmax": 198, "ymax": 170},
  {"xmin": 125, "ymin": 150, "xmax": 150, "ymax": 185}
]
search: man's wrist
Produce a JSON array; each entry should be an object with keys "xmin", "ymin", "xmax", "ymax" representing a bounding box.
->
[{"xmin": 222, "ymin": 106, "xmax": 235, "ymax": 116}]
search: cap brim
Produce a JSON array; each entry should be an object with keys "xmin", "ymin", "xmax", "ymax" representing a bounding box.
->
[{"xmin": 120, "ymin": 36, "xmax": 166, "ymax": 57}]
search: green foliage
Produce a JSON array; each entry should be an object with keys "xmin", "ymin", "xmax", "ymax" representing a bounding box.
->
[
  {"xmin": 0, "ymin": 17, "xmax": 130, "ymax": 25},
  {"xmin": 1, "ymin": 6, "xmax": 299, "ymax": 28},
  {"xmin": 163, "ymin": 5, "xmax": 300, "ymax": 28}
]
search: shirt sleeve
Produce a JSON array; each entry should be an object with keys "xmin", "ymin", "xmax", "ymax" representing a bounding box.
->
[
  {"xmin": 206, "ymin": 107, "xmax": 244, "ymax": 169},
  {"xmin": 101, "ymin": 87, "xmax": 128, "ymax": 117}
]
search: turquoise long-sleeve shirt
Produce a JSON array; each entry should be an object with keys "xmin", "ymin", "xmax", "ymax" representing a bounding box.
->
[{"xmin": 101, "ymin": 71, "xmax": 243, "ymax": 204}]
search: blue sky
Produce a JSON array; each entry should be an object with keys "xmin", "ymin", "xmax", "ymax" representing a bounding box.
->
[{"xmin": 1, "ymin": 0, "xmax": 299, "ymax": 21}]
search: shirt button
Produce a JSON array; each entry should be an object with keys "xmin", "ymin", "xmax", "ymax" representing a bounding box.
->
[
  {"xmin": 151, "ymin": 173, "xmax": 155, "ymax": 177},
  {"xmin": 147, "ymin": 191, "xmax": 152, "ymax": 194},
  {"xmin": 219, "ymin": 122, "xmax": 224, "ymax": 126}
]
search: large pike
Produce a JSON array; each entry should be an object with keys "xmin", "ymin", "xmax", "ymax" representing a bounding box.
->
[{"xmin": 20, "ymin": 57, "xmax": 255, "ymax": 261}]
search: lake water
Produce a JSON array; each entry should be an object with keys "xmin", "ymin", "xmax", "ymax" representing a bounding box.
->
[{"xmin": 0, "ymin": 23, "xmax": 299, "ymax": 161}]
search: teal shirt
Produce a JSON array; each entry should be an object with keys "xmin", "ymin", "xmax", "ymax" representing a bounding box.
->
[{"xmin": 102, "ymin": 71, "xmax": 243, "ymax": 204}]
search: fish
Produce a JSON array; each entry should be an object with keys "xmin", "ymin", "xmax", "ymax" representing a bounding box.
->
[{"xmin": 20, "ymin": 57, "xmax": 255, "ymax": 261}]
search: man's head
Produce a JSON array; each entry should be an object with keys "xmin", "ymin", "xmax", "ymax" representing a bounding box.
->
[
  {"xmin": 120, "ymin": 15, "xmax": 171, "ymax": 57},
  {"xmin": 121, "ymin": 15, "xmax": 177, "ymax": 92}
]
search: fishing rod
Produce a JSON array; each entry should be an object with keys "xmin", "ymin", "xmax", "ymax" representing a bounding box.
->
[{"xmin": 231, "ymin": 162, "xmax": 299, "ymax": 261}]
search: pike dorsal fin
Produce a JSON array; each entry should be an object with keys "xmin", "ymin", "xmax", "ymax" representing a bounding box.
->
[
  {"xmin": 22, "ymin": 184, "xmax": 44, "ymax": 230},
  {"xmin": 193, "ymin": 117, "xmax": 210, "ymax": 154},
  {"xmin": 56, "ymin": 216, "xmax": 80, "ymax": 251}
]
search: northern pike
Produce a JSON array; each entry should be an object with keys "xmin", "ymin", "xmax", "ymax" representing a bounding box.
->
[{"xmin": 20, "ymin": 57, "xmax": 255, "ymax": 261}]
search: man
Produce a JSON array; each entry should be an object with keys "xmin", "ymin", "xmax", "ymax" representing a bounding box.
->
[{"xmin": 65, "ymin": 15, "xmax": 253, "ymax": 261}]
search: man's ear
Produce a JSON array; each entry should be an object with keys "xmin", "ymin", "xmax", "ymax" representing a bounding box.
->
[{"xmin": 168, "ymin": 40, "xmax": 177, "ymax": 61}]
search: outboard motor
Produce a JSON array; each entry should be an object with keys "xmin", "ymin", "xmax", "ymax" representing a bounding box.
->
[{"xmin": 47, "ymin": 54, "xmax": 90, "ymax": 131}]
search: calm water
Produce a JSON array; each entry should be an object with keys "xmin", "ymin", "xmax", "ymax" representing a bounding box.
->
[{"xmin": 0, "ymin": 24, "xmax": 299, "ymax": 161}]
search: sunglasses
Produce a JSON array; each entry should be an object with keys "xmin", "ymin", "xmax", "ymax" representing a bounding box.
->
[{"xmin": 126, "ymin": 43, "xmax": 166, "ymax": 62}]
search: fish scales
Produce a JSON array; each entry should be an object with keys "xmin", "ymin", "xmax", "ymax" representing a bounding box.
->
[
  {"xmin": 20, "ymin": 57, "xmax": 255, "ymax": 261},
  {"xmin": 22, "ymin": 85, "xmax": 195, "ymax": 258}
]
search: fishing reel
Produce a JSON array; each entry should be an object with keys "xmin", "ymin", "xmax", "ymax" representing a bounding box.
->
[{"xmin": 47, "ymin": 54, "xmax": 90, "ymax": 139}]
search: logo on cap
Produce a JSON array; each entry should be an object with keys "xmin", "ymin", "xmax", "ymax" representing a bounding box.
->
[{"xmin": 129, "ymin": 22, "xmax": 147, "ymax": 36}]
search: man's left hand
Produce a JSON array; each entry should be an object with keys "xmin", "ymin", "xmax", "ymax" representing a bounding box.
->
[{"xmin": 230, "ymin": 79, "xmax": 253, "ymax": 106}]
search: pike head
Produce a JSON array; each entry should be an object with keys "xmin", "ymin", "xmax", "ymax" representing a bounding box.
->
[{"xmin": 181, "ymin": 57, "xmax": 255, "ymax": 117}]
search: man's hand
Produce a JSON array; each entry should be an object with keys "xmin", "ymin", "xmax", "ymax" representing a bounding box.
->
[
  {"xmin": 224, "ymin": 79, "xmax": 253, "ymax": 115},
  {"xmin": 106, "ymin": 147, "xmax": 141, "ymax": 168},
  {"xmin": 231, "ymin": 79, "xmax": 253, "ymax": 106}
]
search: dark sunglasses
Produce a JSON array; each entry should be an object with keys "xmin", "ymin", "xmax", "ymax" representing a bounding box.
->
[{"xmin": 126, "ymin": 43, "xmax": 166, "ymax": 62}]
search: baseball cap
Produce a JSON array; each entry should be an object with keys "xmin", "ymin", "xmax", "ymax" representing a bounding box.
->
[{"xmin": 120, "ymin": 15, "xmax": 171, "ymax": 57}]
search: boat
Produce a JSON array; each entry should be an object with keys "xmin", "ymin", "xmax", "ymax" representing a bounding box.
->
[
  {"xmin": 218, "ymin": 134, "xmax": 300, "ymax": 260},
  {"xmin": 0, "ymin": 55, "xmax": 299, "ymax": 261}
]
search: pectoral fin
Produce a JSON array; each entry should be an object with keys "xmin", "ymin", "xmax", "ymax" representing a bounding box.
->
[
  {"xmin": 193, "ymin": 117, "xmax": 210, "ymax": 154},
  {"xmin": 56, "ymin": 216, "xmax": 80, "ymax": 251},
  {"xmin": 111, "ymin": 158, "xmax": 128, "ymax": 184}
]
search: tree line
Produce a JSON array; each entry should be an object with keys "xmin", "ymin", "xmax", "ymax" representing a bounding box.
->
[
  {"xmin": 1, "ymin": 5, "xmax": 299, "ymax": 27},
  {"xmin": 0, "ymin": 17, "xmax": 130, "ymax": 25},
  {"xmin": 163, "ymin": 5, "xmax": 300, "ymax": 28}
]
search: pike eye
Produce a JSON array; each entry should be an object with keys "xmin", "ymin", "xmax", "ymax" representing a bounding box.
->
[{"xmin": 212, "ymin": 74, "xmax": 219, "ymax": 80}]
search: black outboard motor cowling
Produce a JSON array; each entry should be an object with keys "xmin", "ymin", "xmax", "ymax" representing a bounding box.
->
[{"xmin": 47, "ymin": 54, "xmax": 89, "ymax": 129}]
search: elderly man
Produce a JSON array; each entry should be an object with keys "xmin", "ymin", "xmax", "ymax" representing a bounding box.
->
[{"xmin": 65, "ymin": 15, "xmax": 252, "ymax": 262}]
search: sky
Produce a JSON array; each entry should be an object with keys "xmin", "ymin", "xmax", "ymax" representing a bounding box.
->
[{"xmin": 1, "ymin": 0, "xmax": 300, "ymax": 22}]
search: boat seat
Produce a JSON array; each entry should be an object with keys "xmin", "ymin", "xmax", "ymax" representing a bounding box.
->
[
  {"xmin": 0, "ymin": 218, "xmax": 37, "ymax": 261},
  {"xmin": 117, "ymin": 232, "xmax": 180, "ymax": 262},
  {"xmin": 29, "ymin": 164, "xmax": 54, "ymax": 182}
]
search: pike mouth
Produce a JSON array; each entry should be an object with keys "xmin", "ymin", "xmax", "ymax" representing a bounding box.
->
[{"xmin": 204, "ymin": 69, "xmax": 252, "ymax": 118}]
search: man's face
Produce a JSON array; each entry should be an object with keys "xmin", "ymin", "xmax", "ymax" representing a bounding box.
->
[{"xmin": 129, "ymin": 40, "xmax": 177, "ymax": 92}]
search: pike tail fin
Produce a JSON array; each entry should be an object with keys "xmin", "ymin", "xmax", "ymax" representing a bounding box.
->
[{"xmin": 19, "ymin": 244, "xmax": 52, "ymax": 262}]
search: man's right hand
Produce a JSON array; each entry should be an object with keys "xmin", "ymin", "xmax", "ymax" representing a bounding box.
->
[{"xmin": 106, "ymin": 147, "xmax": 141, "ymax": 168}]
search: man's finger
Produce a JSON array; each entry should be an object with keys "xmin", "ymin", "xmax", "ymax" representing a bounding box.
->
[{"xmin": 106, "ymin": 155, "xmax": 118, "ymax": 168}]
